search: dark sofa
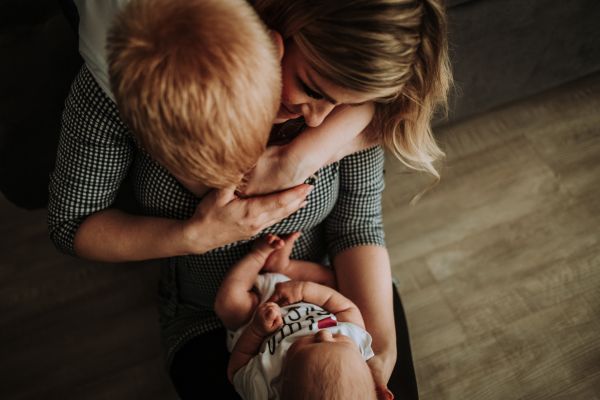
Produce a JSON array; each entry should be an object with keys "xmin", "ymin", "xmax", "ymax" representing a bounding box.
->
[
  {"xmin": 444, "ymin": 0, "xmax": 600, "ymax": 122},
  {"xmin": 1, "ymin": 0, "xmax": 599, "ymax": 209}
]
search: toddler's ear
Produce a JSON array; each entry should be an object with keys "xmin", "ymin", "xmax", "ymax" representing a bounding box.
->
[{"xmin": 269, "ymin": 30, "xmax": 284, "ymax": 61}]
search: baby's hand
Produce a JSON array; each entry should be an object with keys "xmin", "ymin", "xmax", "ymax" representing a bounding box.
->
[
  {"xmin": 262, "ymin": 232, "xmax": 301, "ymax": 274},
  {"xmin": 252, "ymin": 302, "xmax": 283, "ymax": 336},
  {"xmin": 237, "ymin": 145, "xmax": 313, "ymax": 196},
  {"xmin": 268, "ymin": 281, "xmax": 306, "ymax": 306}
]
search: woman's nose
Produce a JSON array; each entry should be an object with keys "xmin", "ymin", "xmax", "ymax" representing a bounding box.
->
[
  {"xmin": 301, "ymin": 102, "xmax": 335, "ymax": 128},
  {"xmin": 315, "ymin": 329, "xmax": 333, "ymax": 342}
]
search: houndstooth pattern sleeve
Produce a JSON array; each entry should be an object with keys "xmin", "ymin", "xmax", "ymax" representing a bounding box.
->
[
  {"xmin": 47, "ymin": 66, "xmax": 134, "ymax": 255},
  {"xmin": 325, "ymin": 145, "xmax": 386, "ymax": 257}
]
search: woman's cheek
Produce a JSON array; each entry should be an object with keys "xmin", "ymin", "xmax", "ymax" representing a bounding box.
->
[{"xmin": 280, "ymin": 83, "xmax": 294, "ymax": 104}]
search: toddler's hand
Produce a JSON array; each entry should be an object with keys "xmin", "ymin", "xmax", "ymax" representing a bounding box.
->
[
  {"xmin": 252, "ymin": 302, "xmax": 283, "ymax": 336},
  {"xmin": 268, "ymin": 280, "xmax": 305, "ymax": 306}
]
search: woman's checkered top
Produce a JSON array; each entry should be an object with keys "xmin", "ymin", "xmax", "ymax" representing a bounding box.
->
[{"xmin": 48, "ymin": 66, "xmax": 386, "ymax": 367}]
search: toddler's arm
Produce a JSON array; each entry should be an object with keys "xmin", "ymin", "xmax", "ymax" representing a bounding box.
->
[
  {"xmin": 240, "ymin": 103, "xmax": 376, "ymax": 195},
  {"xmin": 227, "ymin": 302, "xmax": 283, "ymax": 382},
  {"xmin": 214, "ymin": 234, "xmax": 284, "ymax": 330},
  {"xmin": 268, "ymin": 281, "xmax": 365, "ymax": 328}
]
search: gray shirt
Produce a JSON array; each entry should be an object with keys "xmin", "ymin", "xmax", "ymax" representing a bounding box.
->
[{"xmin": 48, "ymin": 65, "xmax": 386, "ymax": 367}]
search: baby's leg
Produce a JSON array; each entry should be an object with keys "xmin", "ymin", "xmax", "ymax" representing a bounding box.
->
[
  {"xmin": 285, "ymin": 260, "xmax": 337, "ymax": 288},
  {"xmin": 263, "ymin": 232, "xmax": 301, "ymax": 272},
  {"xmin": 214, "ymin": 234, "xmax": 284, "ymax": 330},
  {"xmin": 263, "ymin": 232, "xmax": 336, "ymax": 287}
]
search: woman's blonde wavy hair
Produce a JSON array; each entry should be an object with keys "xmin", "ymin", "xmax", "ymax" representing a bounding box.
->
[{"xmin": 254, "ymin": 0, "xmax": 452, "ymax": 201}]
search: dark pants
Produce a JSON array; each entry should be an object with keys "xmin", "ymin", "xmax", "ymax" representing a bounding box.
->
[{"xmin": 170, "ymin": 286, "xmax": 419, "ymax": 399}]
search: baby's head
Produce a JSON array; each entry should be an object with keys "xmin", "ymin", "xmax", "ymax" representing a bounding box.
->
[
  {"xmin": 107, "ymin": 0, "xmax": 281, "ymax": 188},
  {"xmin": 281, "ymin": 329, "xmax": 377, "ymax": 400}
]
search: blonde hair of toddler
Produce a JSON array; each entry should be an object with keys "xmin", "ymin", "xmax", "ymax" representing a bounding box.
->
[{"xmin": 108, "ymin": 0, "xmax": 281, "ymax": 188}]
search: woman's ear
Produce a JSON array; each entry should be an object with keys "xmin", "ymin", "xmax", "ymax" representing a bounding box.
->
[{"xmin": 269, "ymin": 30, "xmax": 284, "ymax": 61}]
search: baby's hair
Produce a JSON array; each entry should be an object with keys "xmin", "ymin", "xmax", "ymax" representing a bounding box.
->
[
  {"xmin": 280, "ymin": 343, "xmax": 377, "ymax": 400},
  {"xmin": 107, "ymin": 0, "xmax": 281, "ymax": 188},
  {"xmin": 255, "ymin": 0, "xmax": 453, "ymax": 201}
]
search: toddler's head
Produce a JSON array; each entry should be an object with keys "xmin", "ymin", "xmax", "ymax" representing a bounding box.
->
[
  {"xmin": 107, "ymin": 0, "xmax": 281, "ymax": 188},
  {"xmin": 280, "ymin": 329, "xmax": 377, "ymax": 400}
]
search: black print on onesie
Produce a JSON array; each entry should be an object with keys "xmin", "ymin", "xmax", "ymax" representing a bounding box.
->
[{"xmin": 266, "ymin": 304, "xmax": 335, "ymax": 355}]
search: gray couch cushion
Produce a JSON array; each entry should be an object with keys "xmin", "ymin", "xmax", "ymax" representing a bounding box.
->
[{"xmin": 444, "ymin": 0, "xmax": 600, "ymax": 122}]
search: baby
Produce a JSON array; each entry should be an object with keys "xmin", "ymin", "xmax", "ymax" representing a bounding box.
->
[{"xmin": 214, "ymin": 234, "xmax": 378, "ymax": 400}]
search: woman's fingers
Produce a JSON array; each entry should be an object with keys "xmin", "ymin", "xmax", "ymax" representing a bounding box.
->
[
  {"xmin": 187, "ymin": 183, "xmax": 312, "ymax": 251},
  {"xmin": 367, "ymin": 354, "xmax": 396, "ymax": 397},
  {"xmin": 249, "ymin": 184, "xmax": 313, "ymax": 229},
  {"xmin": 284, "ymin": 232, "xmax": 302, "ymax": 241},
  {"xmin": 214, "ymin": 186, "xmax": 238, "ymax": 206},
  {"xmin": 259, "ymin": 184, "xmax": 313, "ymax": 211},
  {"xmin": 375, "ymin": 385, "xmax": 395, "ymax": 400}
]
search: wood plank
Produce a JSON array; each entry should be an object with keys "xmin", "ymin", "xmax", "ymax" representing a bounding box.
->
[
  {"xmin": 0, "ymin": 196, "xmax": 175, "ymax": 400},
  {"xmin": 2, "ymin": 71, "xmax": 600, "ymax": 399},
  {"xmin": 385, "ymin": 72, "xmax": 600, "ymax": 399}
]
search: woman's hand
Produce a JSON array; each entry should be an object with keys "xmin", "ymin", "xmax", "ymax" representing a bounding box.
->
[
  {"xmin": 368, "ymin": 351, "xmax": 397, "ymax": 399},
  {"xmin": 182, "ymin": 184, "xmax": 313, "ymax": 254}
]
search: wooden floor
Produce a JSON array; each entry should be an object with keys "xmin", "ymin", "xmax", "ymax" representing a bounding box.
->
[
  {"xmin": 0, "ymin": 207, "xmax": 178, "ymax": 397},
  {"xmin": 385, "ymin": 72, "xmax": 600, "ymax": 399},
  {"xmin": 1, "ymin": 72, "xmax": 599, "ymax": 399}
]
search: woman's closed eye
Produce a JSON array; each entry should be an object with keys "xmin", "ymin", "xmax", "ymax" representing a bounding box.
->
[{"xmin": 298, "ymin": 78, "xmax": 324, "ymax": 100}]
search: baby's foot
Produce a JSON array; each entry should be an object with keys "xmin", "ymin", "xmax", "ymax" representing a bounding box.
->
[
  {"xmin": 251, "ymin": 234, "xmax": 285, "ymax": 261},
  {"xmin": 252, "ymin": 302, "xmax": 283, "ymax": 335},
  {"xmin": 263, "ymin": 232, "xmax": 301, "ymax": 274}
]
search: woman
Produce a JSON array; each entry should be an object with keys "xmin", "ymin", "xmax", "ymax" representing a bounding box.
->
[
  {"xmin": 241, "ymin": 1, "xmax": 451, "ymax": 397},
  {"xmin": 49, "ymin": 0, "xmax": 451, "ymax": 398}
]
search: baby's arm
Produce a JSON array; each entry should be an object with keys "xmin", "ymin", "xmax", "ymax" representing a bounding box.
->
[
  {"xmin": 240, "ymin": 103, "xmax": 376, "ymax": 195},
  {"xmin": 227, "ymin": 302, "xmax": 283, "ymax": 382},
  {"xmin": 214, "ymin": 234, "xmax": 284, "ymax": 330},
  {"xmin": 269, "ymin": 281, "xmax": 365, "ymax": 328}
]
